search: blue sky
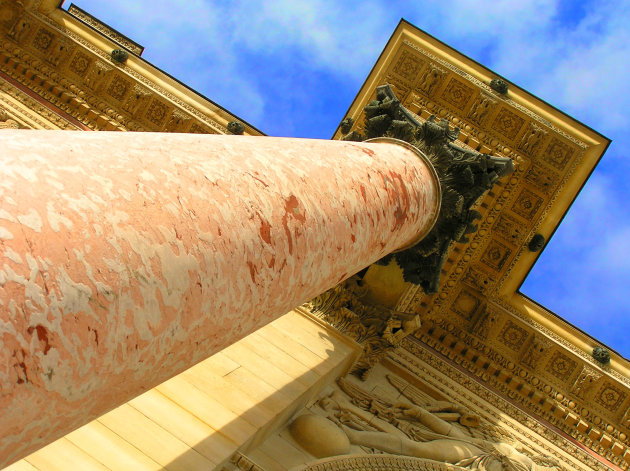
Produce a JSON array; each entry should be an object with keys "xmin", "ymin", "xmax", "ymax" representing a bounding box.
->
[{"xmin": 66, "ymin": 1, "xmax": 630, "ymax": 357}]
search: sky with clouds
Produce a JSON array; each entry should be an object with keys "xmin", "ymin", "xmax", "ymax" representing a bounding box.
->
[{"xmin": 66, "ymin": 0, "xmax": 630, "ymax": 357}]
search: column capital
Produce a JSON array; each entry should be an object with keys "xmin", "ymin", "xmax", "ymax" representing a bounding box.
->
[{"xmin": 340, "ymin": 84, "xmax": 514, "ymax": 294}]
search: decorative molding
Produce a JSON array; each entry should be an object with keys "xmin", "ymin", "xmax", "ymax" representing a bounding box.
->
[
  {"xmin": 293, "ymin": 455, "xmax": 461, "ymax": 471},
  {"xmin": 392, "ymin": 340, "xmax": 618, "ymax": 470},
  {"xmin": 401, "ymin": 39, "xmax": 588, "ymax": 150},
  {"xmin": 67, "ymin": 4, "xmax": 144, "ymax": 56}
]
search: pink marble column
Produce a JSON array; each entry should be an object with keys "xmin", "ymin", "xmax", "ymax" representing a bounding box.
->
[{"xmin": 0, "ymin": 130, "xmax": 440, "ymax": 466}]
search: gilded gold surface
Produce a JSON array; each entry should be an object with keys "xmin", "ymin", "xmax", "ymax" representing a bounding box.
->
[{"xmin": 329, "ymin": 21, "xmax": 622, "ymax": 471}]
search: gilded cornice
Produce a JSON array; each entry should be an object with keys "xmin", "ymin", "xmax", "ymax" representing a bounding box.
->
[
  {"xmin": 67, "ymin": 4, "xmax": 143, "ymax": 56},
  {"xmin": 0, "ymin": 76, "xmax": 79, "ymax": 129},
  {"xmin": 0, "ymin": 0, "xmax": 261, "ymax": 135},
  {"xmin": 390, "ymin": 340, "xmax": 618, "ymax": 471}
]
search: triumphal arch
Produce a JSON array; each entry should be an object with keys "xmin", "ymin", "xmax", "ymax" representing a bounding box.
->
[{"xmin": 0, "ymin": 2, "xmax": 624, "ymax": 471}]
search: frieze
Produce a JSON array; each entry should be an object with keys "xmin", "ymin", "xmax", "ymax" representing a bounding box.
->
[
  {"xmin": 491, "ymin": 107, "xmax": 526, "ymax": 141},
  {"xmin": 8, "ymin": 13, "xmax": 33, "ymax": 44},
  {"xmin": 480, "ymin": 238, "xmax": 512, "ymax": 271},
  {"xmin": 409, "ymin": 316, "xmax": 630, "ymax": 464},
  {"xmin": 596, "ymin": 384, "xmax": 628, "ymax": 414},
  {"xmin": 105, "ymin": 74, "xmax": 131, "ymax": 101},
  {"xmin": 67, "ymin": 4, "xmax": 144, "ymax": 56},
  {"xmin": 0, "ymin": 40, "xmax": 125, "ymax": 130},
  {"xmin": 416, "ymin": 63, "xmax": 445, "ymax": 96},
  {"xmin": 524, "ymin": 163, "xmax": 561, "ymax": 194},
  {"xmin": 510, "ymin": 188, "xmax": 545, "ymax": 221},
  {"xmin": 392, "ymin": 342, "xmax": 612, "ymax": 470},
  {"xmin": 28, "ymin": 8, "xmax": 230, "ymax": 134},
  {"xmin": 544, "ymin": 137, "xmax": 576, "ymax": 172},
  {"xmin": 492, "ymin": 213, "xmax": 526, "ymax": 245},
  {"xmin": 400, "ymin": 39, "xmax": 588, "ymax": 150},
  {"xmin": 466, "ymin": 92, "xmax": 496, "ymax": 126},
  {"xmin": 449, "ymin": 288, "xmax": 485, "ymax": 321},
  {"xmin": 520, "ymin": 335, "xmax": 553, "ymax": 370},
  {"xmin": 498, "ymin": 319, "xmax": 529, "ymax": 352},
  {"xmin": 461, "ymin": 265, "xmax": 496, "ymax": 294},
  {"xmin": 518, "ymin": 122, "xmax": 549, "ymax": 158},
  {"xmin": 0, "ymin": 76, "xmax": 79, "ymax": 130}
]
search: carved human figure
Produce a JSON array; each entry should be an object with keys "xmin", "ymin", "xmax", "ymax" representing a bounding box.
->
[
  {"xmin": 123, "ymin": 85, "xmax": 151, "ymax": 116},
  {"xmin": 341, "ymin": 403, "xmax": 559, "ymax": 471},
  {"xmin": 468, "ymin": 96, "xmax": 494, "ymax": 124},
  {"xmin": 84, "ymin": 61, "xmax": 110, "ymax": 91},
  {"xmin": 10, "ymin": 17, "xmax": 31, "ymax": 43},
  {"xmin": 48, "ymin": 40, "xmax": 68, "ymax": 67},
  {"xmin": 418, "ymin": 65, "xmax": 443, "ymax": 95},
  {"xmin": 519, "ymin": 124, "xmax": 546, "ymax": 155}
]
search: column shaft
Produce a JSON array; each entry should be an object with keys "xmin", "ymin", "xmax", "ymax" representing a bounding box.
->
[{"xmin": 0, "ymin": 130, "xmax": 439, "ymax": 466}]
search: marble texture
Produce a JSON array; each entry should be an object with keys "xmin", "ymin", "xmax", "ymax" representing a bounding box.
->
[{"xmin": 0, "ymin": 130, "xmax": 439, "ymax": 467}]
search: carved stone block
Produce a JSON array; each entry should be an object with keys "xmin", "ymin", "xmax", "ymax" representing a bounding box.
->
[
  {"xmin": 520, "ymin": 335, "xmax": 552, "ymax": 369},
  {"xmin": 83, "ymin": 60, "xmax": 112, "ymax": 91},
  {"xmin": 595, "ymin": 383, "xmax": 627, "ymax": 412},
  {"xmin": 518, "ymin": 122, "xmax": 548, "ymax": 157},
  {"xmin": 440, "ymin": 77, "xmax": 474, "ymax": 111},
  {"xmin": 69, "ymin": 51, "xmax": 91, "ymax": 77},
  {"xmin": 570, "ymin": 365, "xmax": 601, "ymax": 399},
  {"xmin": 491, "ymin": 107, "xmax": 525, "ymax": 140},
  {"xmin": 416, "ymin": 63, "xmax": 445, "ymax": 96},
  {"xmin": 31, "ymin": 27, "xmax": 53, "ymax": 52},
  {"xmin": 48, "ymin": 39, "xmax": 72, "ymax": 67},
  {"xmin": 467, "ymin": 93, "xmax": 496, "ymax": 125},
  {"xmin": 545, "ymin": 137, "xmax": 575, "ymax": 171},
  {"xmin": 106, "ymin": 74, "xmax": 131, "ymax": 101},
  {"xmin": 450, "ymin": 288, "xmax": 484, "ymax": 320},
  {"xmin": 392, "ymin": 50, "xmax": 424, "ymax": 83},
  {"xmin": 122, "ymin": 84, "xmax": 151, "ymax": 116},
  {"xmin": 480, "ymin": 239, "xmax": 512, "ymax": 271},
  {"xmin": 547, "ymin": 350, "xmax": 578, "ymax": 381},
  {"xmin": 524, "ymin": 163, "xmax": 560, "ymax": 194},
  {"xmin": 492, "ymin": 213, "xmax": 524, "ymax": 244},
  {"xmin": 470, "ymin": 308, "xmax": 499, "ymax": 340},
  {"xmin": 164, "ymin": 110, "xmax": 191, "ymax": 132},
  {"xmin": 9, "ymin": 15, "xmax": 32, "ymax": 43},
  {"xmin": 498, "ymin": 319, "xmax": 529, "ymax": 352},
  {"xmin": 511, "ymin": 188, "xmax": 544, "ymax": 221},
  {"xmin": 462, "ymin": 265, "xmax": 495, "ymax": 293},
  {"xmin": 145, "ymin": 99, "xmax": 169, "ymax": 127}
]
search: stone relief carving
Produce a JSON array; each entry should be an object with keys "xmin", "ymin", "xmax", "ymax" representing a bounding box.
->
[
  {"xmin": 291, "ymin": 373, "xmax": 561, "ymax": 471},
  {"xmin": 122, "ymin": 84, "xmax": 152, "ymax": 116},
  {"xmin": 418, "ymin": 64, "xmax": 445, "ymax": 96},
  {"xmin": 9, "ymin": 15, "xmax": 31, "ymax": 43},
  {"xmin": 307, "ymin": 276, "xmax": 421, "ymax": 379},
  {"xmin": 341, "ymin": 85, "xmax": 513, "ymax": 294},
  {"xmin": 571, "ymin": 365, "xmax": 602, "ymax": 400},
  {"xmin": 518, "ymin": 123, "xmax": 547, "ymax": 157},
  {"xmin": 83, "ymin": 60, "xmax": 111, "ymax": 91},
  {"xmin": 521, "ymin": 335, "xmax": 552, "ymax": 369},
  {"xmin": 0, "ymin": 108, "xmax": 20, "ymax": 129},
  {"xmin": 391, "ymin": 343, "xmax": 608, "ymax": 470},
  {"xmin": 467, "ymin": 94, "xmax": 496, "ymax": 125}
]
